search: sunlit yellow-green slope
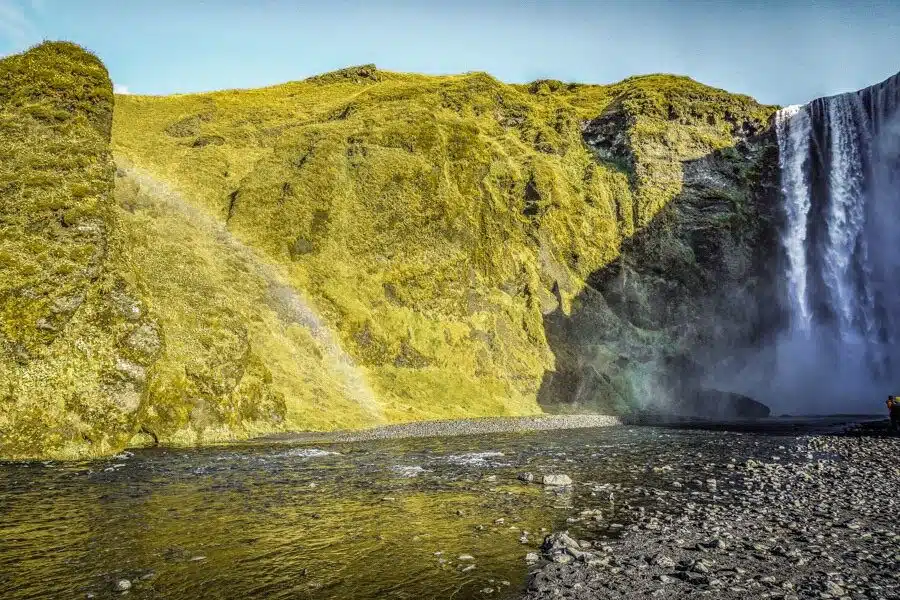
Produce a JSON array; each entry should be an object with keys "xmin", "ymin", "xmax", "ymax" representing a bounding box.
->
[
  {"xmin": 1, "ymin": 41, "xmax": 775, "ymax": 459},
  {"xmin": 112, "ymin": 66, "xmax": 774, "ymax": 431}
]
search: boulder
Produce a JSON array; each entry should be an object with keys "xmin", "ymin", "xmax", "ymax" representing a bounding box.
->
[
  {"xmin": 678, "ymin": 388, "xmax": 771, "ymax": 419},
  {"xmin": 540, "ymin": 474, "xmax": 573, "ymax": 487}
]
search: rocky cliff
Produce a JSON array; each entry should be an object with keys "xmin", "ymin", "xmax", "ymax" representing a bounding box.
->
[
  {"xmin": 2, "ymin": 43, "xmax": 780, "ymax": 459},
  {"xmin": 541, "ymin": 89, "xmax": 782, "ymax": 415},
  {"xmin": 0, "ymin": 42, "xmax": 162, "ymax": 457}
]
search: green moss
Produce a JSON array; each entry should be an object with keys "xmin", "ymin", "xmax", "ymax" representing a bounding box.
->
[
  {"xmin": 1, "ymin": 42, "xmax": 778, "ymax": 458},
  {"xmin": 113, "ymin": 167, "xmax": 377, "ymax": 444},
  {"xmin": 0, "ymin": 42, "xmax": 134, "ymax": 459},
  {"xmin": 110, "ymin": 65, "xmax": 775, "ymax": 437},
  {"xmin": 2, "ymin": 43, "xmax": 369, "ymax": 460}
]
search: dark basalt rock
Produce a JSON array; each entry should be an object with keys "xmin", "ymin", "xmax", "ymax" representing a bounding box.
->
[
  {"xmin": 676, "ymin": 388, "xmax": 771, "ymax": 419},
  {"xmin": 540, "ymin": 119, "xmax": 782, "ymax": 416}
]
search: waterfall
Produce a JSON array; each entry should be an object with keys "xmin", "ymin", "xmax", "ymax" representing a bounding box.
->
[
  {"xmin": 770, "ymin": 71, "xmax": 900, "ymax": 413},
  {"xmin": 776, "ymin": 104, "xmax": 813, "ymax": 333}
]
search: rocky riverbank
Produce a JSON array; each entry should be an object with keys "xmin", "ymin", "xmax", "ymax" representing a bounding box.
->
[
  {"xmin": 260, "ymin": 414, "xmax": 621, "ymax": 444},
  {"xmin": 523, "ymin": 430, "xmax": 900, "ymax": 599}
]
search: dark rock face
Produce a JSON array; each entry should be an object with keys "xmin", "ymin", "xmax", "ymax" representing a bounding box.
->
[
  {"xmin": 675, "ymin": 389, "xmax": 771, "ymax": 419},
  {"xmin": 539, "ymin": 111, "xmax": 783, "ymax": 417},
  {"xmin": 581, "ymin": 104, "xmax": 634, "ymax": 171}
]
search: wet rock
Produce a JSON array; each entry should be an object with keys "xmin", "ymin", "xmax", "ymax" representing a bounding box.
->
[
  {"xmin": 540, "ymin": 532, "xmax": 581, "ymax": 554},
  {"xmin": 676, "ymin": 388, "xmax": 771, "ymax": 419},
  {"xmin": 522, "ymin": 434, "xmax": 900, "ymax": 600},
  {"xmin": 652, "ymin": 554, "xmax": 676, "ymax": 568},
  {"xmin": 690, "ymin": 560, "xmax": 710, "ymax": 574}
]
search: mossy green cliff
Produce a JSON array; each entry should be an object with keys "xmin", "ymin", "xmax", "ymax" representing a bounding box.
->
[
  {"xmin": 0, "ymin": 42, "xmax": 155, "ymax": 458},
  {"xmin": 1, "ymin": 44, "xmax": 778, "ymax": 459}
]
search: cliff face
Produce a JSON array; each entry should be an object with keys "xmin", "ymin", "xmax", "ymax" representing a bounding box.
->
[
  {"xmin": 540, "ymin": 110, "xmax": 781, "ymax": 415},
  {"xmin": 0, "ymin": 42, "xmax": 162, "ymax": 458},
  {"xmin": 2, "ymin": 43, "xmax": 781, "ymax": 459}
]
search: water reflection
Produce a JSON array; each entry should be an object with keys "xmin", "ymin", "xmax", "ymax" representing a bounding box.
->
[{"xmin": 0, "ymin": 427, "xmax": 798, "ymax": 599}]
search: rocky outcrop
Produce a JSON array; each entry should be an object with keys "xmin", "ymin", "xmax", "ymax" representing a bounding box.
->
[
  {"xmin": 539, "ymin": 91, "xmax": 781, "ymax": 415},
  {"xmin": 0, "ymin": 43, "xmax": 164, "ymax": 458}
]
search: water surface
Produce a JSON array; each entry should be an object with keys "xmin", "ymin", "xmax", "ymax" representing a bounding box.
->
[{"xmin": 0, "ymin": 426, "xmax": 806, "ymax": 599}]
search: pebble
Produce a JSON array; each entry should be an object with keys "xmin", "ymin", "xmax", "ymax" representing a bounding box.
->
[
  {"xmin": 280, "ymin": 415, "xmax": 621, "ymax": 444},
  {"xmin": 522, "ymin": 433, "xmax": 900, "ymax": 600}
]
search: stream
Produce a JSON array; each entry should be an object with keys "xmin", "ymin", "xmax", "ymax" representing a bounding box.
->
[{"xmin": 0, "ymin": 425, "xmax": 846, "ymax": 600}]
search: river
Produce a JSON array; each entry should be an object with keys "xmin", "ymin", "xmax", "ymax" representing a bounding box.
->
[{"xmin": 0, "ymin": 423, "xmax": 867, "ymax": 599}]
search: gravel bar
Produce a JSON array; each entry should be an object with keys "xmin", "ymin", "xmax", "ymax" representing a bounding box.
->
[
  {"xmin": 523, "ymin": 430, "xmax": 900, "ymax": 600},
  {"xmin": 258, "ymin": 414, "xmax": 621, "ymax": 444}
]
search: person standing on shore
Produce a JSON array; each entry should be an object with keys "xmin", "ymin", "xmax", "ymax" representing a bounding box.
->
[{"xmin": 888, "ymin": 396, "xmax": 900, "ymax": 433}]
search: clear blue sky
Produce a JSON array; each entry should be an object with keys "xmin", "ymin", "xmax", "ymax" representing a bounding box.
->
[{"xmin": 1, "ymin": 0, "xmax": 898, "ymax": 105}]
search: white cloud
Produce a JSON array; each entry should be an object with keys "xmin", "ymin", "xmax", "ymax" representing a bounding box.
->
[{"xmin": 113, "ymin": 83, "xmax": 131, "ymax": 95}]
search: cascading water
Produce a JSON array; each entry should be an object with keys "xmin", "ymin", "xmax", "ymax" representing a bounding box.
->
[
  {"xmin": 776, "ymin": 104, "xmax": 813, "ymax": 332},
  {"xmin": 768, "ymin": 71, "xmax": 900, "ymax": 413}
]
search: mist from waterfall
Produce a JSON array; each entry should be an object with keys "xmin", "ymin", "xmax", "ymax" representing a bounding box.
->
[{"xmin": 760, "ymin": 73, "xmax": 900, "ymax": 415}]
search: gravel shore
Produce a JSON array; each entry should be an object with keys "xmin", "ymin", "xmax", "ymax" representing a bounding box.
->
[
  {"xmin": 260, "ymin": 414, "xmax": 621, "ymax": 444},
  {"xmin": 523, "ymin": 430, "xmax": 900, "ymax": 599}
]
